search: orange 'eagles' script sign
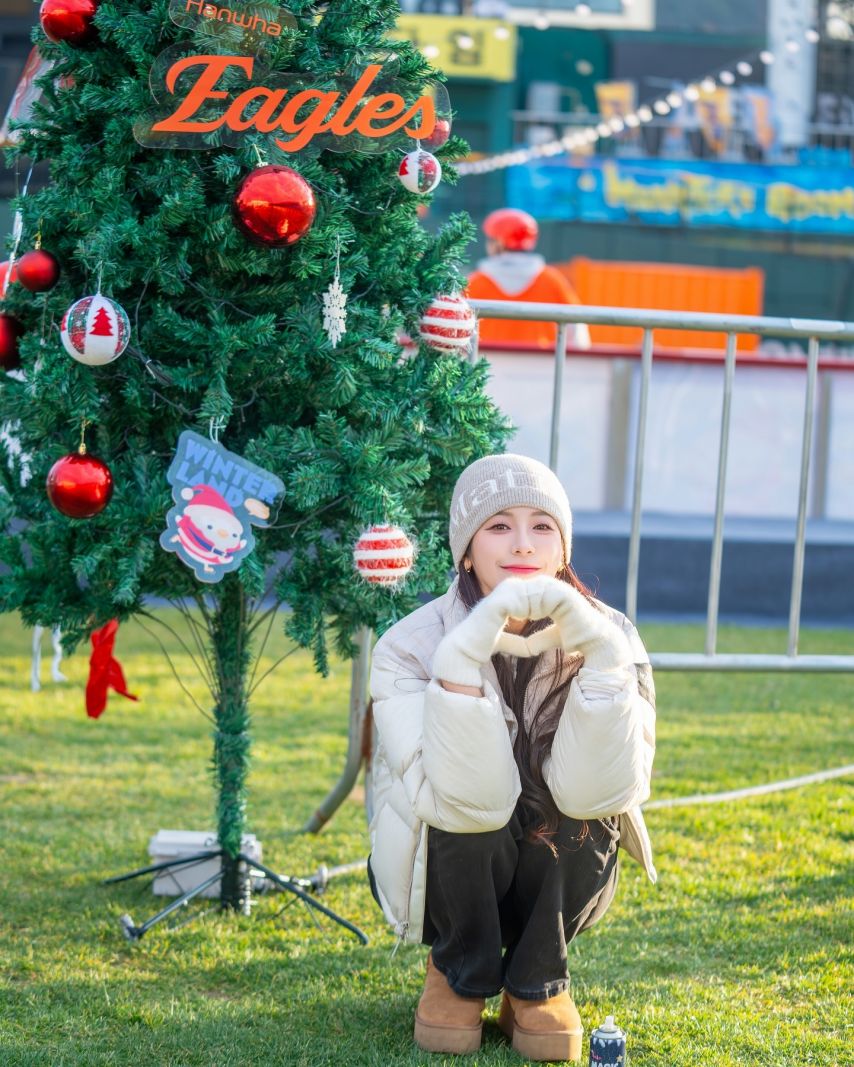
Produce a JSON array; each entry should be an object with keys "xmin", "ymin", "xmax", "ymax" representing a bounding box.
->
[{"xmin": 133, "ymin": 0, "xmax": 452, "ymax": 157}]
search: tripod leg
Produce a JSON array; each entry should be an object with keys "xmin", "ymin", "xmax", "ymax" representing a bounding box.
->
[
  {"xmin": 103, "ymin": 850, "xmax": 220, "ymax": 884},
  {"xmin": 308, "ymin": 859, "xmax": 369, "ymax": 892},
  {"xmin": 241, "ymin": 854, "xmax": 368, "ymax": 945},
  {"xmin": 119, "ymin": 867, "xmax": 224, "ymax": 941},
  {"xmin": 284, "ymin": 859, "xmax": 369, "ymax": 894}
]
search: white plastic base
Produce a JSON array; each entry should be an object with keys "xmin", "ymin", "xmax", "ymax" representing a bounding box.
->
[{"xmin": 147, "ymin": 829, "xmax": 263, "ymax": 898}]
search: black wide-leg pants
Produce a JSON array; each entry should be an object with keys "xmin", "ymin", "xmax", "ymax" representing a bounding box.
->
[{"xmin": 421, "ymin": 806, "xmax": 620, "ymax": 1000}]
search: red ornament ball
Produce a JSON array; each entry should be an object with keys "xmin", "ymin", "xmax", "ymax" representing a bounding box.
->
[
  {"xmin": 419, "ymin": 293, "xmax": 476, "ymax": 353},
  {"xmin": 0, "ymin": 312, "xmax": 24, "ymax": 371},
  {"xmin": 353, "ymin": 524, "xmax": 415, "ymax": 586},
  {"xmin": 16, "ymin": 249, "xmax": 61, "ymax": 293},
  {"xmin": 0, "ymin": 259, "xmax": 18, "ymax": 290},
  {"xmin": 40, "ymin": 0, "xmax": 99, "ymax": 45},
  {"xmin": 46, "ymin": 451, "xmax": 113, "ymax": 518},
  {"xmin": 422, "ymin": 118, "xmax": 451, "ymax": 151},
  {"xmin": 233, "ymin": 165, "xmax": 316, "ymax": 247}
]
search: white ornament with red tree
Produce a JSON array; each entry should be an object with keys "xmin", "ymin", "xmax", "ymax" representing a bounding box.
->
[
  {"xmin": 398, "ymin": 149, "xmax": 442, "ymax": 194},
  {"xmin": 60, "ymin": 293, "xmax": 130, "ymax": 365}
]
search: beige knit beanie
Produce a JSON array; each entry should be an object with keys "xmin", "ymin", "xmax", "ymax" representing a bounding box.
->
[{"xmin": 449, "ymin": 453, "xmax": 573, "ymax": 569}]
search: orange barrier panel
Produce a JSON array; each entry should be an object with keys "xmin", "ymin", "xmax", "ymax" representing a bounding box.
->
[
  {"xmin": 558, "ymin": 258, "xmax": 765, "ymax": 352},
  {"xmin": 466, "ymin": 265, "xmax": 584, "ymax": 349}
]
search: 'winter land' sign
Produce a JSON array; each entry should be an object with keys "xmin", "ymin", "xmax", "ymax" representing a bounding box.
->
[{"xmin": 160, "ymin": 431, "xmax": 285, "ymax": 583}]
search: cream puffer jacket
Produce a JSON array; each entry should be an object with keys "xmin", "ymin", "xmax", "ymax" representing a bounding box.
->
[{"xmin": 368, "ymin": 577, "xmax": 657, "ymax": 944}]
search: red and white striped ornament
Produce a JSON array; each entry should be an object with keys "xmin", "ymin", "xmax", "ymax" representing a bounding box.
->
[
  {"xmin": 60, "ymin": 293, "xmax": 130, "ymax": 366},
  {"xmin": 353, "ymin": 524, "xmax": 415, "ymax": 586},
  {"xmin": 418, "ymin": 293, "xmax": 476, "ymax": 353}
]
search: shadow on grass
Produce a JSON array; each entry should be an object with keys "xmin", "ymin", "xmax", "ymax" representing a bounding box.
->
[
  {"xmin": 597, "ymin": 865, "xmax": 852, "ymax": 985},
  {"xmin": 736, "ymin": 862, "xmax": 854, "ymax": 908}
]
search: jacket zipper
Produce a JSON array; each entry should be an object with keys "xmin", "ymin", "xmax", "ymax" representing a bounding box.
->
[{"xmin": 391, "ymin": 921, "xmax": 409, "ymax": 957}]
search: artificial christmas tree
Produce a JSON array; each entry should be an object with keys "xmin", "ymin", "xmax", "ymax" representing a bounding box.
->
[{"xmin": 0, "ymin": 0, "xmax": 510, "ymax": 916}]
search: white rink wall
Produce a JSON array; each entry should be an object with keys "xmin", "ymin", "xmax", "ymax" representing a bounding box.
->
[{"xmin": 482, "ymin": 351, "xmax": 854, "ymax": 522}]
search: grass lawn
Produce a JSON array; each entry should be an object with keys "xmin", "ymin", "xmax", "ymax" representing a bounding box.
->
[{"xmin": 0, "ymin": 610, "xmax": 851, "ymax": 1066}]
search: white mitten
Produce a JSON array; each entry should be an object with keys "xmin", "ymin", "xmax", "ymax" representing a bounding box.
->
[
  {"xmin": 432, "ymin": 578, "xmax": 532, "ymax": 687},
  {"xmin": 514, "ymin": 575, "xmax": 632, "ymax": 670}
]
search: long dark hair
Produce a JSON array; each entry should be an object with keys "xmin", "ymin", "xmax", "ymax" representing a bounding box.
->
[{"xmin": 456, "ymin": 557, "xmax": 596, "ymax": 850}]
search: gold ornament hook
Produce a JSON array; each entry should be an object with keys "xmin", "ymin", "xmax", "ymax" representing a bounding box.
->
[{"xmin": 78, "ymin": 419, "xmax": 91, "ymax": 455}]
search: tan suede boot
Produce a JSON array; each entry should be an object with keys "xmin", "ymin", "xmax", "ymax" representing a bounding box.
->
[
  {"xmin": 413, "ymin": 953, "xmax": 485, "ymax": 1054},
  {"xmin": 498, "ymin": 989, "xmax": 583, "ymax": 1062}
]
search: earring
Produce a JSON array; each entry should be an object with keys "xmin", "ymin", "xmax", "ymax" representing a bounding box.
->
[{"xmin": 463, "ymin": 559, "xmax": 472, "ymax": 573}]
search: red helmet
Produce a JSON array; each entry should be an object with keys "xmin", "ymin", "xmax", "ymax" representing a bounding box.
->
[{"xmin": 483, "ymin": 208, "xmax": 539, "ymax": 251}]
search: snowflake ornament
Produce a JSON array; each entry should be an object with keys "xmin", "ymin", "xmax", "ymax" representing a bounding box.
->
[
  {"xmin": 322, "ymin": 238, "xmax": 348, "ymax": 348},
  {"xmin": 322, "ymin": 275, "xmax": 347, "ymax": 347}
]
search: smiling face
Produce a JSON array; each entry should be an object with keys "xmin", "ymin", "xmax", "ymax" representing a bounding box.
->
[
  {"xmin": 466, "ymin": 506, "xmax": 564, "ymax": 600},
  {"xmin": 187, "ymin": 504, "xmax": 244, "ymax": 549}
]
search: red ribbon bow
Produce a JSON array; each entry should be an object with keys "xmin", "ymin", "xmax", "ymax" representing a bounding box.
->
[{"xmin": 86, "ymin": 619, "xmax": 138, "ymax": 719}]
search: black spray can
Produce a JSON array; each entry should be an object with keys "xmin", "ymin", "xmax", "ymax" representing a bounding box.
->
[{"xmin": 588, "ymin": 1015, "xmax": 627, "ymax": 1066}]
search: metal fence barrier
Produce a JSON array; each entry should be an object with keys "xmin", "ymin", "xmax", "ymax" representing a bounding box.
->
[
  {"xmin": 304, "ymin": 301, "xmax": 854, "ymax": 830},
  {"xmin": 470, "ymin": 299, "xmax": 854, "ymax": 674}
]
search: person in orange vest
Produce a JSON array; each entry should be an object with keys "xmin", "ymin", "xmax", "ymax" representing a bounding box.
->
[{"xmin": 467, "ymin": 208, "xmax": 590, "ymax": 351}]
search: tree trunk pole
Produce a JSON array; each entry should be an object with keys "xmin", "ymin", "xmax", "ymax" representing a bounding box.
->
[{"xmin": 211, "ymin": 576, "xmax": 251, "ymax": 910}]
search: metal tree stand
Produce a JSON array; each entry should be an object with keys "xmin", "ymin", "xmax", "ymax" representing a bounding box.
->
[
  {"xmin": 104, "ymin": 849, "xmax": 368, "ymax": 943},
  {"xmin": 104, "ymin": 586, "xmax": 370, "ymax": 944}
]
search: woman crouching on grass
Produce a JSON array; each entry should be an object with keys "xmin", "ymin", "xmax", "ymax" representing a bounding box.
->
[{"xmin": 367, "ymin": 453, "xmax": 657, "ymax": 1062}]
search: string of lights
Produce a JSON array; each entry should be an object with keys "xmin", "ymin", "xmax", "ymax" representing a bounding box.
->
[{"xmin": 453, "ymin": 24, "xmax": 823, "ymax": 176}]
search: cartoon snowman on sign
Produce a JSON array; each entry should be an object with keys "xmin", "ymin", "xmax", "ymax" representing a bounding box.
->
[{"xmin": 171, "ymin": 484, "xmax": 269, "ymax": 576}]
